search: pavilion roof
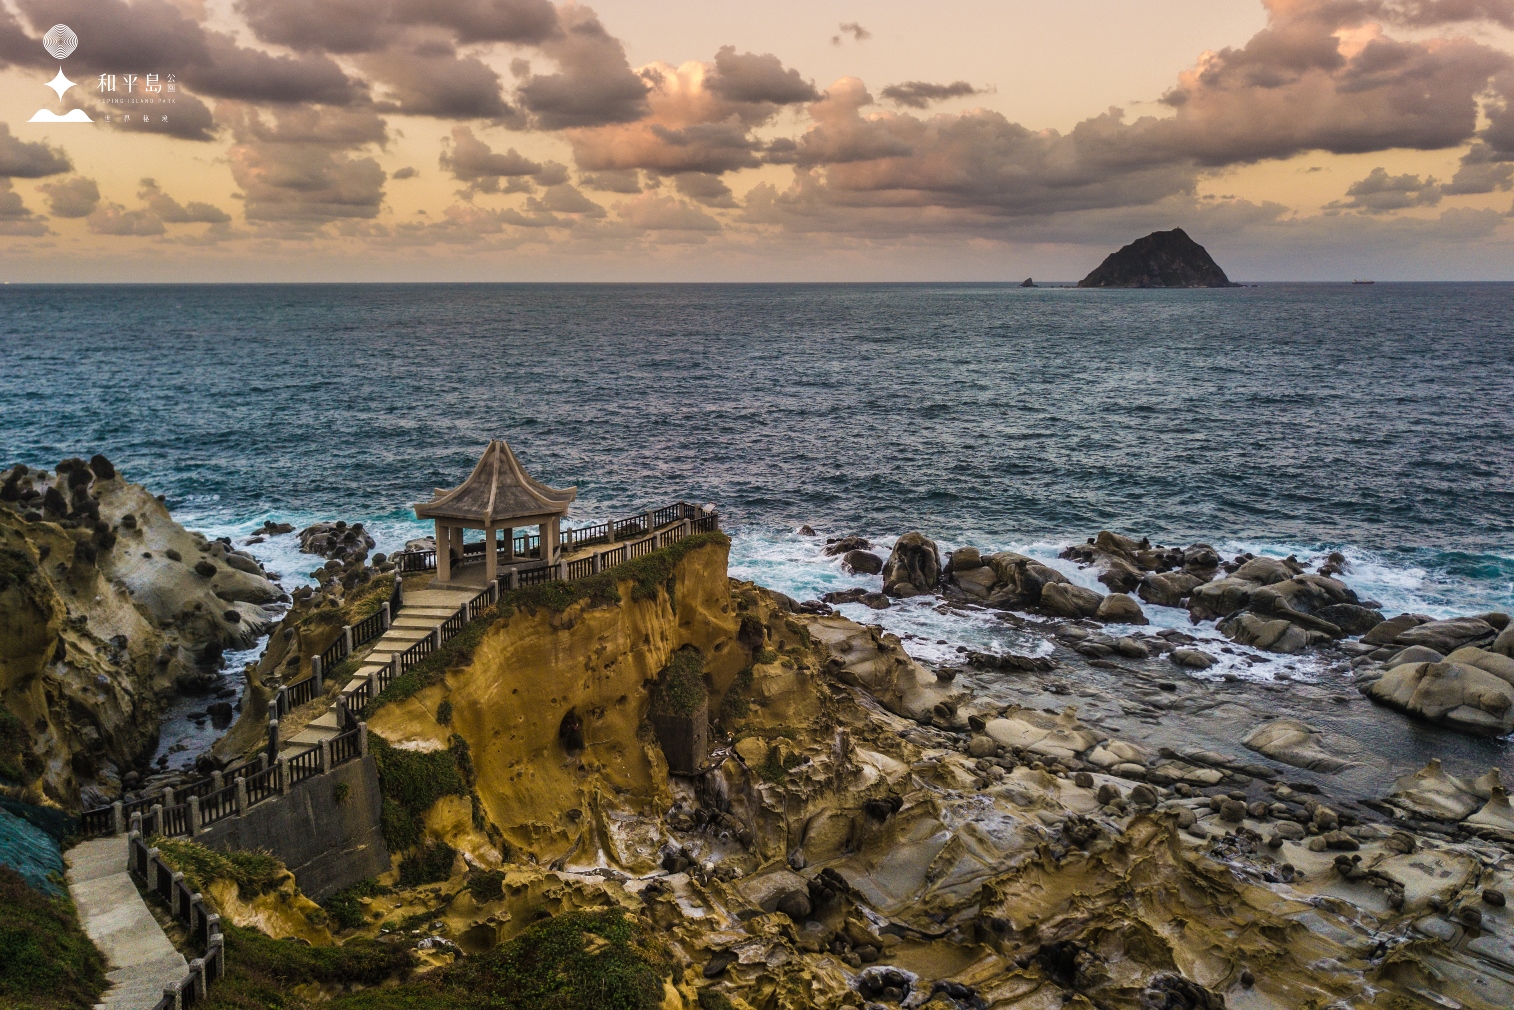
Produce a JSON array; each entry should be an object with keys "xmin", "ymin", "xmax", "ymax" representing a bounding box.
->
[{"xmin": 414, "ymin": 439, "xmax": 576, "ymax": 525}]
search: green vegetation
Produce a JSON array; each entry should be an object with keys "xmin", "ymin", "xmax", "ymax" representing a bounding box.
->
[
  {"xmin": 200, "ymin": 922, "xmax": 414, "ymax": 1009},
  {"xmin": 698, "ymin": 989, "xmax": 737, "ymax": 1010},
  {"xmin": 371, "ymin": 736, "xmax": 469, "ymax": 853},
  {"xmin": 756, "ymin": 747, "xmax": 805, "ymax": 785},
  {"xmin": 0, "ymin": 865, "xmax": 107, "ymax": 1010},
  {"xmin": 467, "ymin": 869, "xmax": 506, "ymax": 904},
  {"xmin": 753, "ymin": 647, "xmax": 778, "ymax": 665},
  {"xmin": 0, "ymin": 705, "xmax": 38, "ymax": 785},
  {"xmin": 435, "ymin": 699, "xmax": 453, "ymax": 725},
  {"xmin": 651, "ymin": 648, "xmax": 706, "ymax": 718},
  {"xmin": 207, "ymin": 908, "xmax": 671, "ymax": 1010},
  {"xmin": 398, "ymin": 842, "xmax": 457, "ymax": 887},
  {"xmin": 323, "ymin": 878, "xmax": 390, "ymax": 932},
  {"xmin": 150, "ymin": 837, "xmax": 283, "ymax": 898},
  {"xmin": 719, "ymin": 667, "xmax": 754, "ymax": 723}
]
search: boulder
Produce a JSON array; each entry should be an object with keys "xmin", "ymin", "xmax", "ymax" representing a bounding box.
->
[
  {"xmin": 984, "ymin": 707, "xmax": 1097, "ymax": 761},
  {"xmin": 1187, "ymin": 577, "xmax": 1258, "ymax": 622},
  {"xmin": 952, "ymin": 564, "xmax": 998, "ymax": 600},
  {"xmin": 737, "ymin": 869, "xmax": 813, "ymax": 916},
  {"xmin": 823, "ymin": 535, "xmax": 870, "ymax": 557},
  {"xmin": 882, "ymin": 532, "xmax": 941, "ymax": 598},
  {"xmin": 984, "ymin": 552, "xmax": 1069, "ymax": 607},
  {"xmin": 1315, "ymin": 603, "xmax": 1383, "ymax": 635},
  {"xmin": 1366, "ymin": 662, "xmax": 1514, "ymax": 736},
  {"xmin": 1182, "ymin": 544, "xmax": 1220, "ymax": 570},
  {"xmin": 1170, "ymin": 648, "xmax": 1215, "ymax": 670},
  {"xmin": 1493, "ymin": 622, "xmax": 1514, "ymax": 659},
  {"xmin": 1387, "ymin": 645, "xmax": 1445, "ymax": 666},
  {"xmin": 1138, "ymin": 571, "xmax": 1202, "ymax": 608},
  {"xmin": 1039, "ymin": 582, "xmax": 1103, "ymax": 619},
  {"xmin": 1219, "ymin": 612, "xmax": 1316, "ymax": 654},
  {"xmin": 1095, "ymin": 555, "xmax": 1143, "ymax": 594},
  {"xmin": 1231, "ymin": 557, "xmax": 1298, "ymax": 586},
  {"xmin": 948, "ymin": 546, "xmax": 983, "ymax": 572},
  {"xmin": 1361, "ymin": 613, "xmax": 1425, "ymax": 646},
  {"xmin": 1242, "ymin": 719, "xmax": 1356, "ymax": 773},
  {"xmin": 842, "ymin": 550, "xmax": 883, "ymax": 576},
  {"xmin": 1394, "ymin": 617, "xmax": 1498, "ymax": 654},
  {"xmin": 1095, "ymin": 593, "xmax": 1147, "ymax": 625},
  {"xmin": 1445, "ymin": 647, "xmax": 1514, "ymax": 688},
  {"xmin": 1467, "ymin": 787, "xmax": 1514, "ymax": 837},
  {"xmin": 1388, "ymin": 759, "xmax": 1484, "ymax": 821}
]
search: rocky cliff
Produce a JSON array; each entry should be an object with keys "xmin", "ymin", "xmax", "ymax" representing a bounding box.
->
[
  {"xmin": 0, "ymin": 458, "xmax": 285, "ymax": 807},
  {"xmin": 1078, "ymin": 228, "xmax": 1236, "ymax": 288}
]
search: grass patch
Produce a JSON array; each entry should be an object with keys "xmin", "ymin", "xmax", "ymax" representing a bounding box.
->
[
  {"xmin": 323, "ymin": 878, "xmax": 391, "ymax": 933},
  {"xmin": 0, "ymin": 865, "xmax": 107, "ymax": 1010},
  {"xmin": 698, "ymin": 990, "xmax": 736, "ymax": 1010},
  {"xmin": 753, "ymin": 647, "xmax": 778, "ymax": 665},
  {"xmin": 371, "ymin": 736, "xmax": 469, "ymax": 853},
  {"xmin": 200, "ymin": 922, "xmax": 414, "ymax": 1009},
  {"xmin": 0, "ymin": 705, "xmax": 37, "ymax": 785},
  {"xmin": 718, "ymin": 667, "xmax": 754, "ymax": 723},
  {"xmin": 398, "ymin": 842, "xmax": 457, "ymax": 887},
  {"xmin": 467, "ymin": 869, "xmax": 506, "ymax": 904},
  {"xmin": 150, "ymin": 837, "xmax": 283, "ymax": 899},
  {"xmin": 755, "ymin": 748, "xmax": 805, "ymax": 785},
  {"xmin": 650, "ymin": 648, "xmax": 706, "ymax": 718}
]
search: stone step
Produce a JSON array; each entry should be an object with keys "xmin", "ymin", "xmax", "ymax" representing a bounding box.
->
[{"xmin": 394, "ymin": 615, "xmax": 448, "ymax": 629}]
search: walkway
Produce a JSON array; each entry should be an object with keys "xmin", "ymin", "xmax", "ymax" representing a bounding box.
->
[
  {"xmin": 67, "ymin": 838, "xmax": 187, "ymax": 1010},
  {"xmin": 283, "ymin": 583, "xmax": 478, "ymax": 754}
]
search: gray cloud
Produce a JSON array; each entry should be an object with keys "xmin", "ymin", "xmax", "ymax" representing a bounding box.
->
[
  {"xmin": 675, "ymin": 172, "xmax": 737, "ymax": 207},
  {"xmin": 1443, "ymin": 142, "xmax": 1514, "ymax": 194},
  {"xmin": 708, "ymin": 47, "xmax": 819, "ymax": 105},
  {"xmin": 224, "ymin": 106, "xmax": 387, "ymax": 224},
  {"xmin": 364, "ymin": 44, "xmax": 514, "ymax": 119},
  {"xmin": 0, "ymin": 123, "xmax": 71, "ymax": 177},
  {"xmin": 87, "ymin": 202, "xmax": 166, "ymax": 235},
  {"xmin": 38, "ymin": 175, "xmax": 100, "ymax": 217},
  {"xmin": 392, "ymin": 166, "xmax": 418, "ymax": 179},
  {"xmin": 529, "ymin": 182, "xmax": 605, "ymax": 216},
  {"xmin": 516, "ymin": 5, "xmax": 649, "ymax": 128},
  {"xmin": 236, "ymin": 0, "xmax": 559, "ymax": 53},
  {"xmin": 440, "ymin": 126, "xmax": 542, "ymax": 192},
  {"xmin": 0, "ymin": 177, "xmax": 47, "ymax": 235},
  {"xmin": 580, "ymin": 169, "xmax": 641, "ymax": 193},
  {"xmin": 832, "ymin": 22, "xmax": 870, "ymax": 45},
  {"xmin": 138, "ymin": 178, "xmax": 232, "ymax": 223},
  {"xmin": 1327, "ymin": 167, "xmax": 1443, "ymax": 211},
  {"xmin": 880, "ymin": 81, "xmax": 986, "ymax": 108}
]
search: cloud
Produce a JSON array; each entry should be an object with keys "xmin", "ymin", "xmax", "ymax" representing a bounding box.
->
[
  {"xmin": 236, "ymin": 0, "xmax": 560, "ymax": 53},
  {"xmin": 1443, "ymin": 142, "xmax": 1514, "ymax": 193},
  {"xmin": 0, "ymin": 178, "xmax": 47, "ymax": 234},
  {"xmin": 39, "ymin": 175, "xmax": 100, "ymax": 217},
  {"xmin": 675, "ymin": 172, "xmax": 737, "ymax": 207},
  {"xmin": 0, "ymin": 123, "xmax": 71, "ymax": 177},
  {"xmin": 87, "ymin": 202, "xmax": 166, "ymax": 235},
  {"xmin": 580, "ymin": 169, "xmax": 641, "ymax": 192},
  {"xmin": 528, "ymin": 182, "xmax": 605, "ymax": 216},
  {"xmin": 392, "ymin": 166, "xmax": 418, "ymax": 179},
  {"xmin": 880, "ymin": 81, "xmax": 986, "ymax": 108},
  {"xmin": 615, "ymin": 191, "xmax": 720, "ymax": 231},
  {"xmin": 223, "ymin": 105, "xmax": 387, "ymax": 224},
  {"xmin": 440, "ymin": 126, "xmax": 542, "ymax": 192},
  {"xmin": 100, "ymin": 93, "xmax": 218, "ymax": 142},
  {"xmin": 138, "ymin": 178, "xmax": 231, "ymax": 222},
  {"xmin": 832, "ymin": 22, "xmax": 870, "ymax": 45},
  {"xmin": 1327, "ymin": 167, "xmax": 1443, "ymax": 211},
  {"xmin": 707, "ymin": 46, "xmax": 819, "ymax": 105},
  {"xmin": 363, "ymin": 44, "xmax": 515, "ymax": 119},
  {"xmin": 516, "ymin": 4, "xmax": 650, "ymax": 128}
]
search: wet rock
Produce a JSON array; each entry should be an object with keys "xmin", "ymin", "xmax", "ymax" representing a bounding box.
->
[
  {"xmin": 1170, "ymin": 648, "xmax": 1215, "ymax": 670},
  {"xmin": 967, "ymin": 735, "xmax": 998, "ymax": 758},
  {"xmin": 1129, "ymin": 783, "xmax": 1158, "ymax": 808},
  {"xmin": 948, "ymin": 546, "xmax": 983, "ymax": 571},
  {"xmin": 822, "ymin": 588, "xmax": 868, "ymax": 605},
  {"xmin": 1040, "ymin": 582, "xmax": 1103, "ymax": 619},
  {"xmin": 1365, "ymin": 661, "xmax": 1514, "ymax": 736},
  {"xmin": 1242, "ymin": 719, "xmax": 1356, "ymax": 773},
  {"xmin": 1362, "ymin": 613, "xmax": 1427, "ymax": 645},
  {"xmin": 1387, "ymin": 759, "xmax": 1484, "ymax": 820},
  {"xmin": 843, "ymin": 550, "xmax": 883, "ymax": 575},
  {"xmin": 1316, "ymin": 603, "xmax": 1384, "ymax": 635},
  {"xmin": 1220, "ymin": 612, "xmax": 1317, "ymax": 654},
  {"xmin": 297, "ymin": 520, "xmax": 375, "ymax": 562},
  {"xmin": 882, "ymin": 532, "xmax": 941, "ymax": 598},
  {"xmin": 1115, "ymin": 637, "xmax": 1150, "ymax": 659},
  {"xmin": 1388, "ymin": 645, "xmax": 1447, "ymax": 667},
  {"xmin": 1096, "ymin": 592, "xmax": 1147, "ymax": 625},
  {"xmin": 1187, "ymin": 577, "xmax": 1260, "ymax": 622},
  {"xmin": 1395, "ymin": 617, "xmax": 1498, "ymax": 654},
  {"xmin": 1139, "ymin": 571, "xmax": 1202, "ymax": 608},
  {"xmin": 1493, "ymin": 622, "xmax": 1514, "ymax": 658},
  {"xmin": 951, "ymin": 563, "xmax": 998, "ymax": 600},
  {"xmin": 1138, "ymin": 971, "xmax": 1226, "ymax": 1009},
  {"xmin": 859, "ymin": 592, "xmax": 891, "ymax": 610},
  {"xmin": 1445, "ymin": 646, "xmax": 1514, "ymax": 688}
]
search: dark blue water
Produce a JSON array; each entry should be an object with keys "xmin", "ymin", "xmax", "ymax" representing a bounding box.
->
[{"xmin": 3, "ymin": 282, "xmax": 1512, "ymax": 619}]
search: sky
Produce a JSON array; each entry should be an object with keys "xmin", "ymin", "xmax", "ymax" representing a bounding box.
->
[{"xmin": 2, "ymin": 0, "xmax": 1514, "ymax": 281}]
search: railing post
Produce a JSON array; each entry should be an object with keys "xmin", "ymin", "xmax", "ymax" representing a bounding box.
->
[
  {"xmin": 389, "ymin": 653, "xmax": 400, "ymax": 685},
  {"xmin": 277, "ymin": 756, "xmax": 290, "ymax": 795},
  {"xmin": 643, "ymin": 511, "xmax": 654, "ymax": 536},
  {"xmin": 212, "ymin": 770, "xmax": 223, "ymax": 793},
  {"xmin": 508, "ymin": 568, "xmax": 519, "ymax": 590},
  {"xmin": 381, "ymin": 601, "xmax": 391, "ymax": 630},
  {"xmin": 163, "ymin": 981, "xmax": 181, "ymax": 1010},
  {"xmin": 557, "ymin": 559, "xmax": 567, "ymax": 580},
  {"xmin": 358, "ymin": 721, "xmax": 369, "ymax": 757},
  {"xmin": 313, "ymin": 657, "xmax": 324, "ymax": 695},
  {"xmin": 191, "ymin": 958, "xmax": 206, "ymax": 1001},
  {"xmin": 433, "ymin": 626, "xmax": 441, "ymax": 649},
  {"xmin": 163, "ymin": 785, "xmax": 175, "ymax": 809},
  {"xmin": 112, "ymin": 801, "xmax": 124, "ymax": 836},
  {"xmin": 187, "ymin": 797, "xmax": 200, "ymax": 836},
  {"xmin": 235, "ymin": 776, "xmax": 247, "ymax": 816},
  {"xmin": 130, "ymin": 811, "xmax": 143, "ymax": 837},
  {"xmin": 607, "ymin": 519, "xmax": 616, "ymax": 544},
  {"xmin": 319, "ymin": 738, "xmax": 331, "ymax": 774},
  {"xmin": 267, "ymin": 718, "xmax": 279, "ymax": 762},
  {"xmin": 592, "ymin": 551, "xmax": 601, "ymax": 574},
  {"xmin": 170, "ymin": 871, "xmax": 185, "ymax": 915},
  {"xmin": 343, "ymin": 624, "xmax": 353, "ymax": 655}
]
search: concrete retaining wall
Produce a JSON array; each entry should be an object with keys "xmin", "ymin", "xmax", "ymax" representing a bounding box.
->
[{"xmin": 198, "ymin": 755, "xmax": 390, "ymax": 901}]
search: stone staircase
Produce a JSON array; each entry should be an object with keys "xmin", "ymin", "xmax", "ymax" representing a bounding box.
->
[
  {"xmin": 67, "ymin": 838, "xmax": 187, "ymax": 1010},
  {"xmin": 282, "ymin": 585, "xmax": 478, "ymax": 755}
]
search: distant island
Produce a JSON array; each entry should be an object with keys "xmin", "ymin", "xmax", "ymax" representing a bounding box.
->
[{"xmin": 1079, "ymin": 228, "xmax": 1237, "ymax": 288}]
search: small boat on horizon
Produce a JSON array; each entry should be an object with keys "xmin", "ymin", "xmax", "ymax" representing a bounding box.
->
[{"xmin": 1352, "ymin": 279, "xmax": 1375, "ymax": 285}]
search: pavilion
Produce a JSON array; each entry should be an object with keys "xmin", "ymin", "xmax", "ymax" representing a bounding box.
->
[{"xmin": 414, "ymin": 439, "xmax": 576, "ymax": 585}]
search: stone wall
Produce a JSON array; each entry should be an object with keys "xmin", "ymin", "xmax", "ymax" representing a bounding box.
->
[{"xmin": 198, "ymin": 755, "xmax": 389, "ymax": 901}]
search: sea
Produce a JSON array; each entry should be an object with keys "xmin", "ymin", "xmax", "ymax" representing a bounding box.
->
[{"xmin": 3, "ymin": 282, "xmax": 1513, "ymax": 759}]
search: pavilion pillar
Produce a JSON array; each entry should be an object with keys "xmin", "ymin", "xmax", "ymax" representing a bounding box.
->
[
  {"xmin": 503, "ymin": 527, "xmax": 514, "ymax": 561},
  {"xmin": 484, "ymin": 524, "xmax": 497, "ymax": 584},
  {"xmin": 540, "ymin": 521, "xmax": 552, "ymax": 566},
  {"xmin": 450, "ymin": 526, "xmax": 465, "ymax": 570},
  {"xmin": 435, "ymin": 520, "xmax": 451, "ymax": 582}
]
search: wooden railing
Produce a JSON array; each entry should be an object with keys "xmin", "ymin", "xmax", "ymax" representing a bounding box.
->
[{"xmin": 129, "ymin": 832, "xmax": 226, "ymax": 1010}]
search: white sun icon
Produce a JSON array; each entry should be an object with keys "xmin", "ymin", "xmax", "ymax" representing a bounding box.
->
[{"xmin": 46, "ymin": 68, "xmax": 76, "ymax": 100}]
